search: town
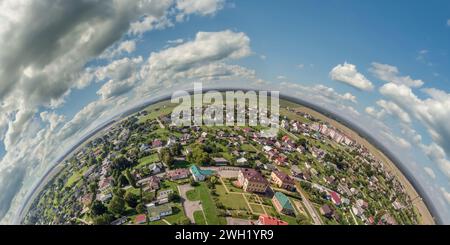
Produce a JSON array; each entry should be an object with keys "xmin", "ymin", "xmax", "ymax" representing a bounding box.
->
[{"xmin": 24, "ymin": 98, "xmax": 420, "ymax": 225}]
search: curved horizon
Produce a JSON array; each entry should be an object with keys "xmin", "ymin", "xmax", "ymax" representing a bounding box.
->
[{"xmin": 17, "ymin": 88, "xmax": 441, "ymax": 224}]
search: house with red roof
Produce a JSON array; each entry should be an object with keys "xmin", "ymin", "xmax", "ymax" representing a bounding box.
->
[
  {"xmin": 166, "ymin": 168, "xmax": 190, "ymax": 181},
  {"xmin": 134, "ymin": 214, "xmax": 147, "ymax": 224},
  {"xmin": 330, "ymin": 191, "xmax": 342, "ymax": 206},
  {"xmin": 255, "ymin": 215, "xmax": 288, "ymax": 225}
]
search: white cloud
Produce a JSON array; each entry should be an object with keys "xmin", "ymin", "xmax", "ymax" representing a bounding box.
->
[
  {"xmin": 0, "ymin": 0, "xmax": 228, "ymax": 223},
  {"xmin": 95, "ymin": 56, "xmax": 143, "ymax": 100},
  {"xmin": 138, "ymin": 30, "xmax": 251, "ymax": 91},
  {"xmin": 447, "ymin": 19, "xmax": 450, "ymax": 26},
  {"xmin": 176, "ymin": 0, "xmax": 225, "ymax": 21},
  {"xmin": 366, "ymin": 100, "xmax": 411, "ymax": 124},
  {"xmin": 370, "ymin": 62, "xmax": 424, "ymax": 87},
  {"xmin": 277, "ymin": 75, "xmax": 287, "ymax": 80},
  {"xmin": 100, "ymin": 40, "xmax": 137, "ymax": 59},
  {"xmin": 379, "ymin": 82, "xmax": 450, "ymax": 177},
  {"xmin": 424, "ymin": 167, "xmax": 436, "ymax": 179},
  {"xmin": 441, "ymin": 187, "xmax": 450, "ymax": 204},
  {"xmin": 167, "ymin": 38, "xmax": 184, "ymax": 45},
  {"xmin": 330, "ymin": 62, "xmax": 374, "ymax": 91},
  {"xmin": 380, "ymin": 130, "xmax": 411, "ymax": 149},
  {"xmin": 297, "ymin": 64, "xmax": 304, "ymax": 69}
]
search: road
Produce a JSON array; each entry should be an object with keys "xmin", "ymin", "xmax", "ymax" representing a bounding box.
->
[
  {"xmin": 279, "ymin": 128, "xmax": 323, "ymax": 225},
  {"xmin": 295, "ymin": 182, "xmax": 323, "ymax": 225},
  {"xmin": 156, "ymin": 118, "xmax": 165, "ymax": 129},
  {"xmin": 178, "ymin": 184, "xmax": 204, "ymax": 224}
]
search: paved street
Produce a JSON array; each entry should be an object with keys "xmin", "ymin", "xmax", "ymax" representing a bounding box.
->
[{"xmin": 178, "ymin": 184, "xmax": 204, "ymax": 224}]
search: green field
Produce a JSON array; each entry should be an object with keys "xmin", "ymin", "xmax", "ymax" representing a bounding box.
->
[
  {"xmin": 137, "ymin": 154, "xmax": 159, "ymax": 168},
  {"xmin": 189, "ymin": 183, "xmax": 227, "ymax": 225},
  {"xmin": 193, "ymin": 210, "xmax": 206, "ymax": 225},
  {"xmin": 215, "ymin": 185, "xmax": 249, "ymax": 210}
]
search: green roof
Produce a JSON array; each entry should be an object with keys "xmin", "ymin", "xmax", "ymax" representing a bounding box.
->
[
  {"xmin": 190, "ymin": 165, "xmax": 215, "ymax": 177},
  {"xmin": 274, "ymin": 192, "xmax": 294, "ymax": 211},
  {"xmin": 147, "ymin": 203, "xmax": 172, "ymax": 217}
]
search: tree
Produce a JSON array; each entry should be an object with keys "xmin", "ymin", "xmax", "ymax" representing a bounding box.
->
[
  {"xmin": 91, "ymin": 200, "xmax": 107, "ymax": 216},
  {"xmin": 117, "ymin": 174, "xmax": 129, "ymax": 187},
  {"xmin": 187, "ymin": 144, "xmax": 210, "ymax": 166},
  {"xmin": 108, "ymin": 195, "xmax": 125, "ymax": 216},
  {"xmin": 124, "ymin": 169, "xmax": 136, "ymax": 188},
  {"xmin": 124, "ymin": 192, "xmax": 139, "ymax": 208},
  {"xmin": 93, "ymin": 213, "xmax": 114, "ymax": 225},
  {"xmin": 112, "ymin": 156, "xmax": 132, "ymax": 171},
  {"xmin": 170, "ymin": 142, "xmax": 182, "ymax": 156},
  {"xmin": 136, "ymin": 203, "xmax": 146, "ymax": 214},
  {"xmin": 169, "ymin": 193, "xmax": 180, "ymax": 202},
  {"xmin": 159, "ymin": 148, "xmax": 174, "ymax": 168}
]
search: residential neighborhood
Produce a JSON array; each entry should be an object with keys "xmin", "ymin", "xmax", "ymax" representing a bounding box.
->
[{"xmin": 24, "ymin": 99, "xmax": 420, "ymax": 225}]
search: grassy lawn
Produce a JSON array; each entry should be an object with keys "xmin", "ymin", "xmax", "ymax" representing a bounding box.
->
[
  {"xmin": 215, "ymin": 185, "xmax": 249, "ymax": 210},
  {"xmin": 249, "ymin": 204, "xmax": 265, "ymax": 214},
  {"xmin": 223, "ymin": 179, "xmax": 244, "ymax": 193},
  {"xmin": 65, "ymin": 167, "xmax": 86, "ymax": 188},
  {"xmin": 241, "ymin": 144, "xmax": 256, "ymax": 153},
  {"xmin": 148, "ymin": 220, "xmax": 168, "ymax": 225},
  {"xmin": 137, "ymin": 153, "xmax": 159, "ymax": 168},
  {"xmin": 186, "ymin": 188, "xmax": 200, "ymax": 201},
  {"xmin": 193, "ymin": 210, "xmax": 206, "ymax": 225},
  {"xmin": 160, "ymin": 180, "xmax": 180, "ymax": 194},
  {"xmin": 163, "ymin": 204, "xmax": 188, "ymax": 224},
  {"xmin": 190, "ymin": 183, "xmax": 227, "ymax": 225}
]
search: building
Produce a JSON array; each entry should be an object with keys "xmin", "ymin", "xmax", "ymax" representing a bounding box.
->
[
  {"xmin": 148, "ymin": 162, "xmax": 163, "ymax": 174},
  {"xmin": 255, "ymin": 215, "xmax": 288, "ymax": 225},
  {"xmin": 166, "ymin": 168, "xmax": 190, "ymax": 181},
  {"xmin": 320, "ymin": 204, "xmax": 334, "ymax": 218},
  {"xmin": 272, "ymin": 192, "xmax": 295, "ymax": 215},
  {"xmin": 213, "ymin": 157, "xmax": 229, "ymax": 166},
  {"xmin": 190, "ymin": 165, "xmax": 205, "ymax": 181},
  {"xmin": 143, "ymin": 176, "xmax": 160, "ymax": 192},
  {"xmin": 330, "ymin": 191, "xmax": 342, "ymax": 206},
  {"xmin": 238, "ymin": 169, "xmax": 269, "ymax": 193},
  {"xmin": 271, "ymin": 171, "xmax": 295, "ymax": 191},
  {"xmin": 147, "ymin": 203, "xmax": 173, "ymax": 221},
  {"xmin": 135, "ymin": 214, "xmax": 147, "ymax": 224},
  {"xmin": 236, "ymin": 157, "xmax": 248, "ymax": 166},
  {"xmin": 80, "ymin": 193, "xmax": 93, "ymax": 207}
]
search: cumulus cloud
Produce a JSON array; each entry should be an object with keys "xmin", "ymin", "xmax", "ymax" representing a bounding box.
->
[
  {"xmin": 138, "ymin": 30, "xmax": 251, "ymax": 91},
  {"xmin": 176, "ymin": 0, "xmax": 225, "ymax": 21},
  {"xmin": 280, "ymin": 83, "xmax": 359, "ymax": 109},
  {"xmin": 0, "ymin": 166, "xmax": 26, "ymax": 221},
  {"xmin": 379, "ymin": 82, "xmax": 450, "ymax": 177},
  {"xmin": 100, "ymin": 40, "xmax": 137, "ymax": 59},
  {"xmin": 365, "ymin": 100, "xmax": 411, "ymax": 124},
  {"xmin": 424, "ymin": 167, "xmax": 436, "ymax": 179},
  {"xmin": 370, "ymin": 62, "xmax": 424, "ymax": 87},
  {"xmin": 330, "ymin": 62, "xmax": 374, "ymax": 91},
  {"xmin": 0, "ymin": 0, "xmax": 228, "ymax": 223},
  {"xmin": 441, "ymin": 187, "xmax": 450, "ymax": 204}
]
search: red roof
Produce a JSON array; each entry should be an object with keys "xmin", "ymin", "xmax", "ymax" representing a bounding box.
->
[
  {"xmin": 281, "ymin": 135, "xmax": 290, "ymax": 142},
  {"xmin": 258, "ymin": 215, "xmax": 288, "ymax": 225},
  {"xmin": 330, "ymin": 191, "xmax": 341, "ymax": 205},
  {"xmin": 135, "ymin": 214, "xmax": 147, "ymax": 224}
]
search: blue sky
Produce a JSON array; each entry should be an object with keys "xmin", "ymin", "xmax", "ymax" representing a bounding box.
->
[{"xmin": 0, "ymin": 0, "xmax": 450, "ymax": 224}]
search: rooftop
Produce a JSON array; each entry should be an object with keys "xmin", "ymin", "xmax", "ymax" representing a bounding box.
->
[
  {"xmin": 240, "ymin": 168, "xmax": 269, "ymax": 184},
  {"xmin": 273, "ymin": 192, "xmax": 294, "ymax": 210}
]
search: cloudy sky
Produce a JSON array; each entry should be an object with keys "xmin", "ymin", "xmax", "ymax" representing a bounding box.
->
[{"xmin": 1, "ymin": 0, "xmax": 450, "ymax": 224}]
